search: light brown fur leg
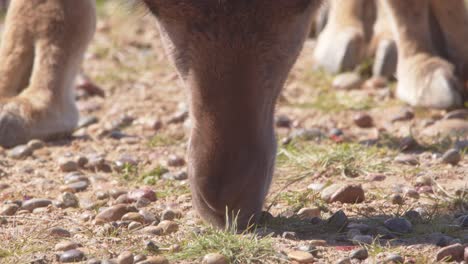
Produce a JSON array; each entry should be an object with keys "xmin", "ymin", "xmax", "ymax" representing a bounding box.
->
[
  {"xmin": 313, "ymin": 0, "xmax": 367, "ymax": 73},
  {"xmin": 382, "ymin": 0, "xmax": 464, "ymax": 109},
  {"xmin": 0, "ymin": 0, "xmax": 96, "ymax": 147}
]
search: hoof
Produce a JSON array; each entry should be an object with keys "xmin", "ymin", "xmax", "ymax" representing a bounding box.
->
[
  {"xmin": 372, "ymin": 39, "xmax": 397, "ymax": 78},
  {"xmin": 396, "ymin": 55, "xmax": 464, "ymax": 109},
  {"xmin": 313, "ymin": 28, "xmax": 365, "ymax": 74}
]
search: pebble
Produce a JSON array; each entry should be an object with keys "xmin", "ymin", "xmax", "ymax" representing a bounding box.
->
[
  {"xmin": 161, "ymin": 209, "xmax": 180, "ymax": 221},
  {"xmin": 96, "ymin": 191, "xmax": 110, "ymax": 200},
  {"xmin": 297, "ymin": 207, "xmax": 321, "ymax": 220},
  {"xmin": 1, "ymin": 204, "xmax": 19, "ymax": 216},
  {"xmin": 403, "ymin": 210, "xmax": 423, "ymax": 224},
  {"xmin": 282, "ymin": 231, "xmax": 298, "ymax": 240},
  {"xmin": 332, "ymin": 72, "xmax": 363, "ymax": 90},
  {"xmin": 55, "ymin": 241, "xmax": 81, "ymax": 251},
  {"xmin": 390, "ymin": 194, "xmax": 404, "ymax": 205},
  {"xmin": 350, "ymin": 248, "xmax": 368, "ymax": 260},
  {"xmin": 7, "ymin": 145, "xmax": 33, "ymax": 159},
  {"xmin": 58, "ymin": 158, "xmax": 79, "ymax": 172},
  {"xmin": 384, "ymin": 218, "xmax": 413, "ymax": 234},
  {"xmin": 128, "ymin": 221, "xmax": 142, "ymax": 231},
  {"xmin": 117, "ymin": 251, "xmax": 134, "ymax": 264},
  {"xmin": 366, "ymin": 174, "xmax": 386, "ymax": 182},
  {"xmin": 391, "ymin": 108, "xmax": 415, "ymax": 122},
  {"xmin": 59, "ymin": 192, "xmax": 80, "ymax": 208},
  {"xmin": 128, "ymin": 189, "xmax": 157, "ymax": 202},
  {"xmin": 436, "ymin": 243, "xmax": 464, "ymax": 262},
  {"xmin": 122, "ymin": 212, "xmax": 144, "ymax": 223},
  {"xmin": 441, "ymin": 149, "xmax": 461, "ymax": 165},
  {"xmin": 347, "ymin": 223, "xmax": 370, "ymax": 233},
  {"xmin": 351, "ymin": 235, "xmax": 373, "ymax": 245},
  {"xmin": 399, "ymin": 136, "xmax": 419, "ymax": 152},
  {"xmin": 49, "ymin": 227, "xmax": 71, "ymax": 238},
  {"xmin": 394, "ymin": 154, "xmax": 419, "ymax": 166},
  {"xmin": 329, "ymin": 184, "xmax": 365, "ymax": 204},
  {"xmin": 95, "ymin": 205, "xmax": 135, "ymax": 224},
  {"xmin": 404, "ymin": 189, "xmax": 420, "ymax": 199},
  {"xmin": 327, "ymin": 210, "xmax": 348, "ymax": 229},
  {"xmin": 202, "ymin": 253, "xmax": 228, "ymax": 264},
  {"xmin": 167, "ymin": 155, "xmax": 185, "ymax": 167},
  {"xmin": 135, "ymin": 198, "xmax": 151, "ymax": 208},
  {"xmin": 59, "ymin": 249, "xmax": 86, "ymax": 263},
  {"xmin": 168, "ymin": 110, "xmax": 189, "ymax": 124},
  {"xmin": 384, "ymin": 254, "xmax": 404, "ymax": 263},
  {"xmin": 27, "ymin": 139, "xmax": 45, "ymax": 151},
  {"xmin": 287, "ymin": 250, "xmax": 314, "ymax": 263},
  {"xmin": 158, "ymin": 220, "xmax": 178, "ymax": 235},
  {"xmin": 22, "ymin": 198, "xmax": 52, "ymax": 212},
  {"xmin": 275, "ymin": 115, "xmax": 291, "ymax": 128},
  {"xmin": 141, "ymin": 226, "xmax": 163, "ymax": 236},
  {"xmin": 77, "ymin": 116, "xmax": 99, "ymax": 129},
  {"xmin": 415, "ymin": 175, "xmax": 432, "ymax": 187},
  {"xmin": 144, "ymin": 240, "xmax": 159, "ymax": 252},
  {"xmin": 353, "ymin": 113, "xmax": 373, "ymax": 128},
  {"xmin": 67, "ymin": 181, "xmax": 89, "ymax": 193}
]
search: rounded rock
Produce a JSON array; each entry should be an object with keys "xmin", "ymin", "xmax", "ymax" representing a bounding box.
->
[
  {"xmin": 59, "ymin": 249, "xmax": 86, "ymax": 263},
  {"xmin": 287, "ymin": 250, "xmax": 314, "ymax": 263},
  {"xmin": 117, "ymin": 251, "xmax": 134, "ymax": 264},
  {"xmin": 22, "ymin": 199, "xmax": 52, "ymax": 212},
  {"xmin": 55, "ymin": 241, "xmax": 81, "ymax": 252},
  {"xmin": 384, "ymin": 218, "xmax": 413, "ymax": 234},
  {"xmin": 353, "ymin": 113, "xmax": 373, "ymax": 128},
  {"xmin": 350, "ymin": 247, "xmax": 368, "ymax": 260},
  {"xmin": 441, "ymin": 149, "xmax": 462, "ymax": 165},
  {"xmin": 329, "ymin": 184, "xmax": 365, "ymax": 204},
  {"xmin": 202, "ymin": 253, "xmax": 228, "ymax": 264},
  {"xmin": 436, "ymin": 243, "xmax": 464, "ymax": 262}
]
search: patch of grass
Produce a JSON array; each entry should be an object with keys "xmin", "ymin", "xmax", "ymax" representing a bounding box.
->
[
  {"xmin": 277, "ymin": 140, "xmax": 394, "ymax": 178},
  {"xmin": 148, "ymin": 133, "xmax": 185, "ymax": 148},
  {"xmin": 171, "ymin": 222, "xmax": 279, "ymax": 264}
]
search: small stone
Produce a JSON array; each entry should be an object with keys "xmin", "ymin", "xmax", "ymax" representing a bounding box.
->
[
  {"xmin": 350, "ymin": 248, "xmax": 368, "ymax": 260},
  {"xmin": 391, "ymin": 194, "xmax": 404, "ymax": 205},
  {"xmin": 144, "ymin": 241, "xmax": 159, "ymax": 252},
  {"xmin": 366, "ymin": 174, "xmax": 386, "ymax": 182},
  {"xmin": 202, "ymin": 253, "xmax": 228, "ymax": 264},
  {"xmin": 63, "ymin": 172, "xmax": 89, "ymax": 184},
  {"xmin": 287, "ymin": 250, "xmax": 314, "ymax": 263},
  {"xmin": 168, "ymin": 110, "xmax": 189, "ymax": 124},
  {"xmin": 1, "ymin": 204, "xmax": 19, "ymax": 216},
  {"xmin": 95, "ymin": 205, "xmax": 135, "ymax": 224},
  {"xmin": 59, "ymin": 249, "xmax": 86, "ymax": 263},
  {"xmin": 404, "ymin": 210, "xmax": 423, "ymax": 224},
  {"xmin": 161, "ymin": 209, "xmax": 179, "ymax": 221},
  {"xmin": 77, "ymin": 116, "xmax": 99, "ymax": 129},
  {"xmin": 128, "ymin": 189, "xmax": 157, "ymax": 202},
  {"xmin": 441, "ymin": 149, "xmax": 462, "ymax": 165},
  {"xmin": 133, "ymin": 255, "xmax": 146, "ymax": 263},
  {"xmin": 399, "ymin": 136, "xmax": 419, "ymax": 152},
  {"xmin": 157, "ymin": 220, "xmax": 178, "ymax": 235},
  {"xmin": 436, "ymin": 243, "xmax": 464, "ymax": 262},
  {"xmin": 7, "ymin": 145, "xmax": 33, "ymax": 159},
  {"xmin": 353, "ymin": 113, "xmax": 373, "ymax": 128},
  {"xmin": 384, "ymin": 218, "xmax": 413, "ymax": 234},
  {"xmin": 122, "ymin": 212, "xmax": 144, "ymax": 223},
  {"xmin": 309, "ymin": 240, "xmax": 327, "ymax": 247},
  {"xmin": 128, "ymin": 221, "xmax": 142, "ymax": 231},
  {"xmin": 404, "ymin": 189, "xmax": 420, "ymax": 199},
  {"xmin": 59, "ymin": 192, "xmax": 80, "ymax": 208},
  {"xmin": 327, "ymin": 210, "xmax": 348, "ymax": 229},
  {"xmin": 95, "ymin": 191, "xmax": 110, "ymax": 200},
  {"xmin": 117, "ymin": 251, "xmax": 134, "ymax": 264},
  {"xmin": 167, "ymin": 155, "xmax": 185, "ymax": 167},
  {"xmin": 351, "ymin": 235, "xmax": 373, "ymax": 245},
  {"xmin": 134, "ymin": 198, "xmax": 150, "ymax": 208},
  {"xmin": 329, "ymin": 184, "xmax": 365, "ymax": 204},
  {"xmin": 347, "ymin": 223, "xmax": 370, "ymax": 233},
  {"xmin": 385, "ymin": 254, "xmax": 404, "ymax": 263},
  {"xmin": 282, "ymin": 231, "xmax": 298, "ymax": 240},
  {"xmin": 55, "ymin": 241, "xmax": 81, "ymax": 251},
  {"xmin": 141, "ymin": 226, "xmax": 163, "ymax": 236},
  {"xmin": 415, "ymin": 176, "xmax": 432, "ymax": 187},
  {"xmin": 58, "ymin": 158, "xmax": 79, "ymax": 172},
  {"xmin": 22, "ymin": 199, "xmax": 52, "ymax": 212},
  {"xmin": 67, "ymin": 181, "xmax": 89, "ymax": 193},
  {"xmin": 49, "ymin": 227, "xmax": 71, "ymax": 238},
  {"xmin": 27, "ymin": 139, "xmax": 45, "ymax": 151},
  {"xmin": 394, "ymin": 154, "xmax": 419, "ymax": 166},
  {"xmin": 275, "ymin": 115, "xmax": 291, "ymax": 128},
  {"xmin": 332, "ymin": 72, "xmax": 363, "ymax": 90},
  {"xmin": 297, "ymin": 207, "xmax": 321, "ymax": 220}
]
